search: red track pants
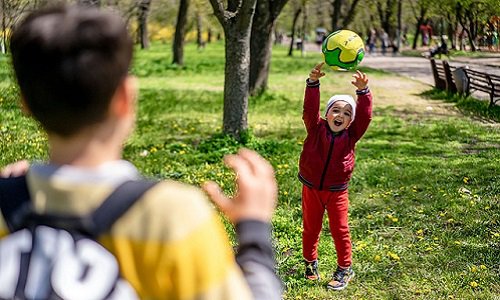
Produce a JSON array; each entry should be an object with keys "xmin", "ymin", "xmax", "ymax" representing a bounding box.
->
[{"xmin": 301, "ymin": 185, "xmax": 352, "ymax": 267}]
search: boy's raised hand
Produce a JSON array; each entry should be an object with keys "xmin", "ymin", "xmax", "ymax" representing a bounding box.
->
[
  {"xmin": 202, "ymin": 149, "xmax": 277, "ymax": 224},
  {"xmin": 308, "ymin": 62, "xmax": 325, "ymax": 82},
  {"xmin": 351, "ymin": 70, "xmax": 369, "ymax": 90},
  {"xmin": 0, "ymin": 160, "xmax": 29, "ymax": 178}
]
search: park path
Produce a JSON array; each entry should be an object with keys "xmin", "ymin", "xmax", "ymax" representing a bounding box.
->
[
  {"xmin": 302, "ymin": 40, "xmax": 500, "ymax": 88},
  {"xmin": 361, "ymin": 53, "xmax": 500, "ymax": 87},
  {"xmin": 360, "ymin": 51, "xmax": 500, "ymax": 109}
]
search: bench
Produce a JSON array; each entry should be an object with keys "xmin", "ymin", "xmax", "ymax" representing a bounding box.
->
[
  {"xmin": 462, "ymin": 68, "xmax": 500, "ymax": 107},
  {"xmin": 430, "ymin": 58, "xmax": 457, "ymax": 92}
]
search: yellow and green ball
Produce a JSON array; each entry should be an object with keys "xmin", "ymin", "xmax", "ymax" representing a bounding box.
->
[{"xmin": 322, "ymin": 30, "xmax": 365, "ymax": 71}]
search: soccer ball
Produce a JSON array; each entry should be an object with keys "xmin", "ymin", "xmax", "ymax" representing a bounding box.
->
[{"xmin": 322, "ymin": 30, "xmax": 365, "ymax": 71}]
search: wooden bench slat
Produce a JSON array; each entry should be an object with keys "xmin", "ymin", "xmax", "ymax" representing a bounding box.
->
[{"xmin": 430, "ymin": 58, "xmax": 499, "ymax": 107}]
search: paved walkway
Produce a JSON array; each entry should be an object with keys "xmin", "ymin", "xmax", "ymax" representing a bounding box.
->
[
  {"xmin": 361, "ymin": 53, "xmax": 500, "ymax": 87},
  {"xmin": 301, "ymin": 41, "xmax": 500, "ymax": 103},
  {"xmin": 362, "ymin": 55, "xmax": 435, "ymax": 85},
  {"xmin": 301, "ymin": 41, "xmax": 500, "ymax": 86},
  {"xmin": 360, "ymin": 52, "xmax": 500, "ymax": 105}
]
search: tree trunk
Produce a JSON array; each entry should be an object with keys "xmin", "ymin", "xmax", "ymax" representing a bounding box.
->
[
  {"xmin": 411, "ymin": 5, "xmax": 427, "ymax": 50},
  {"xmin": 466, "ymin": 11, "xmax": 478, "ymax": 51},
  {"xmin": 316, "ymin": 2, "xmax": 325, "ymax": 28},
  {"xmin": 288, "ymin": 7, "xmax": 301, "ymax": 56},
  {"xmin": 412, "ymin": 19, "xmax": 423, "ymax": 50},
  {"xmin": 249, "ymin": 0, "xmax": 288, "ymax": 95},
  {"xmin": 456, "ymin": 3, "xmax": 477, "ymax": 52},
  {"xmin": 1, "ymin": 0, "xmax": 6, "ymax": 54},
  {"xmin": 341, "ymin": 0, "xmax": 361, "ymax": 29},
  {"xmin": 223, "ymin": 31, "xmax": 251, "ymax": 136},
  {"xmin": 464, "ymin": 27, "xmax": 477, "ymax": 51},
  {"xmin": 196, "ymin": 10, "xmax": 204, "ymax": 49},
  {"xmin": 138, "ymin": 0, "xmax": 151, "ymax": 49},
  {"xmin": 209, "ymin": 0, "xmax": 257, "ymax": 139},
  {"xmin": 172, "ymin": 0, "xmax": 190, "ymax": 65},
  {"xmin": 249, "ymin": 18, "xmax": 274, "ymax": 95},
  {"xmin": 300, "ymin": 3, "xmax": 307, "ymax": 57},
  {"xmin": 396, "ymin": 0, "xmax": 402, "ymax": 52},
  {"xmin": 331, "ymin": 0, "xmax": 341, "ymax": 31},
  {"xmin": 448, "ymin": 18, "xmax": 456, "ymax": 50},
  {"xmin": 377, "ymin": 0, "xmax": 395, "ymax": 37}
]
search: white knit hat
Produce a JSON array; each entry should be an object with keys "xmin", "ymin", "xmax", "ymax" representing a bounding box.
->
[{"xmin": 324, "ymin": 95, "xmax": 356, "ymax": 122}]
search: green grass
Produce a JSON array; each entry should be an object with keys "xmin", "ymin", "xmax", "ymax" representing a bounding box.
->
[{"xmin": 1, "ymin": 42, "xmax": 499, "ymax": 299}]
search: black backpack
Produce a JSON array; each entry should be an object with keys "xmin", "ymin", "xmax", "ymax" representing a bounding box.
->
[{"xmin": 0, "ymin": 176, "xmax": 157, "ymax": 300}]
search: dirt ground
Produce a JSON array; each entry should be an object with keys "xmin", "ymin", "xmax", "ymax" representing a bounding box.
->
[{"xmin": 368, "ymin": 75, "xmax": 459, "ymax": 116}]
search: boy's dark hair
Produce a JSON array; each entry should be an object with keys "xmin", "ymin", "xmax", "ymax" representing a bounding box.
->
[{"xmin": 10, "ymin": 5, "xmax": 133, "ymax": 137}]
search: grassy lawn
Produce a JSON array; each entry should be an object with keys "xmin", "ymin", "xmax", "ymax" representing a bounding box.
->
[{"xmin": 1, "ymin": 42, "xmax": 499, "ymax": 299}]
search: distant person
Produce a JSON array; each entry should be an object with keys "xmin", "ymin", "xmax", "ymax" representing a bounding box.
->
[
  {"xmin": 0, "ymin": 5, "xmax": 282, "ymax": 299},
  {"xmin": 299, "ymin": 62, "xmax": 372, "ymax": 291},
  {"xmin": 420, "ymin": 21, "xmax": 433, "ymax": 47},
  {"xmin": 493, "ymin": 31, "xmax": 499, "ymax": 51},
  {"xmin": 391, "ymin": 38, "xmax": 399, "ymax": 55},
  {"xmin": 380, "ymin": 29, "xmax": 389, "ymax": 55},
  {"xmin": 402, "ymin": 32, "xmax": 409, "ymax": 47},
  {"xmin": 315, "ymin": 28, "xmax": 327, "ymax": 50},
  {"xmin": 430, "ymin": 35, "xmax": 449, "ymax": 58},
  {"xmin": 367, "ymin": 28, "xmax": 377, "ymax": 55}
]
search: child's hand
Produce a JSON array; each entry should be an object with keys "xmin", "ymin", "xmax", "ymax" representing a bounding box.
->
[
  {"xmin": 351, "ymin": 70, "xmax": 369, "ymax": 90},
  {"xmin": 0, "ymin": 160, "xmax": 29, "ymax": 178},
  {"xmin": 202, "ymin": 148, "xmax": 277, "ymax": 224},
  {"xmin": 308, "ymin": 62, "xmax": 325, "ymax": 82}
]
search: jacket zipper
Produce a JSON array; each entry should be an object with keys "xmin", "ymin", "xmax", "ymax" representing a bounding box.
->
[{"xmin": 319, "ymin": 134, "xmax": 335, "ymax": 190}]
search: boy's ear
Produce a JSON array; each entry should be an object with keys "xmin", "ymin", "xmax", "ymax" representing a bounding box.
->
[{"xmin": 110, "ymin": 75, "xmax": 138, "ymax": 117}]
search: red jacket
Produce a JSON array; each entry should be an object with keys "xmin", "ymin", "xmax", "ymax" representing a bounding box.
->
[{"xmin": 298, "ymin": 81, "xmax": 373, "ymax": 191}]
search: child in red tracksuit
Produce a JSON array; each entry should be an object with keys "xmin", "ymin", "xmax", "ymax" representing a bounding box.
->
[{"xmin": 299, "ymin": 62, "xmax": 372, "ymax": 291}]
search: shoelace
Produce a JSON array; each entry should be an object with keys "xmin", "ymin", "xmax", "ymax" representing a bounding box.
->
[{"xmin": 334, "ymin": 268, "xmax": 349, "ymax": 281}]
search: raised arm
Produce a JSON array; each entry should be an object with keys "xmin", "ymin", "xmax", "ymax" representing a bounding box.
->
[
  {"xmin": 303, "ymin": 63, "xmax": 325, "ymax": 133},
  {"xmin": 349, "ymin": 71, "xmax": 373, "ymax": 142}
]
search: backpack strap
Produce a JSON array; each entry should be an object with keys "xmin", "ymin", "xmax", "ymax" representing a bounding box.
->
[
  {"xmin": 87, "ymin": 180, "xmax": 158, "ymax": 236},
  {"xmin": 0, "ymin": 175, "xmax": 31, "ymax": 232},
  {"xmin": 0, "ymin": 177, "xmax": 158, "ymax": 236}
]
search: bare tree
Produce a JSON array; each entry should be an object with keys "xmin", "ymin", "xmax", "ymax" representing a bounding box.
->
[
  {"xmin": 195, "ymin": 10, "xmax": 203, "ymax": 48},
  {"xmin": 331, "ymin": 0, "xmax": 361, "ymax": 31},
  {"xmin": 1, "ymin": 0, "xmax": 30, "ymax": 54},
  {"xmin": 207, "ymin": 28, "xmax": 212, "ymax": 43},
  {"xmin": 395, "ymin": 0, "xmax": 402, "ymax": 52},
  {"xmin": 340, "ymin": 0, "xmax": 361, "ymax": 29},
  {"xmin": 287, "ymin": 4, "xmax": 302, "ymax": 56},
  {"xmin": 137, "ymin": 0, "xmax": 152, "ymax": 49},
  {"xmin": 172, "ymin": 0, "xmax": 190, "ymax": 65},
  {"xmin": 331, "ymin": 0, "xmax": 341, "ymax": 31},
  {"xmin": 408, "ymin": 0, "xmax": 430, "ymax": 50},
  {"xmin": 192, "ymin": 1, "xmax": 210, "ymax": 49},
  {"xmin": 248, "ymin": 0, "xmax": 289, "ymax": 95},
  {"xmin": 376, "ymin": 0, "xmax": 396, "ymax": 36},
  {"xmin": 208, "ymin": 0, "xmax": 257, "ymax": 139},
  {"xmin": 455, "ymin": 1, "xmax": 484, "ymax": 52}
]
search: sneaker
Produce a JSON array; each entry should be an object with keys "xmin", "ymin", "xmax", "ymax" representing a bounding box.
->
[
  {"xmin": 304, "ymin": 260, "xmax": 320, "ymax": 280},
  {"xmin": 327, "ymin": 265, "xmax": 354, "ymax": 291}
]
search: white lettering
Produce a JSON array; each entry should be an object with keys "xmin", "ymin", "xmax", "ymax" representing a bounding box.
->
[
  {"xmin": 0, "ymin": 230, "xmax": 32, "ymax": 298},
  {"xmin": 51, "ymin": 238, "xmax": 119, "ymax": 300}
]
